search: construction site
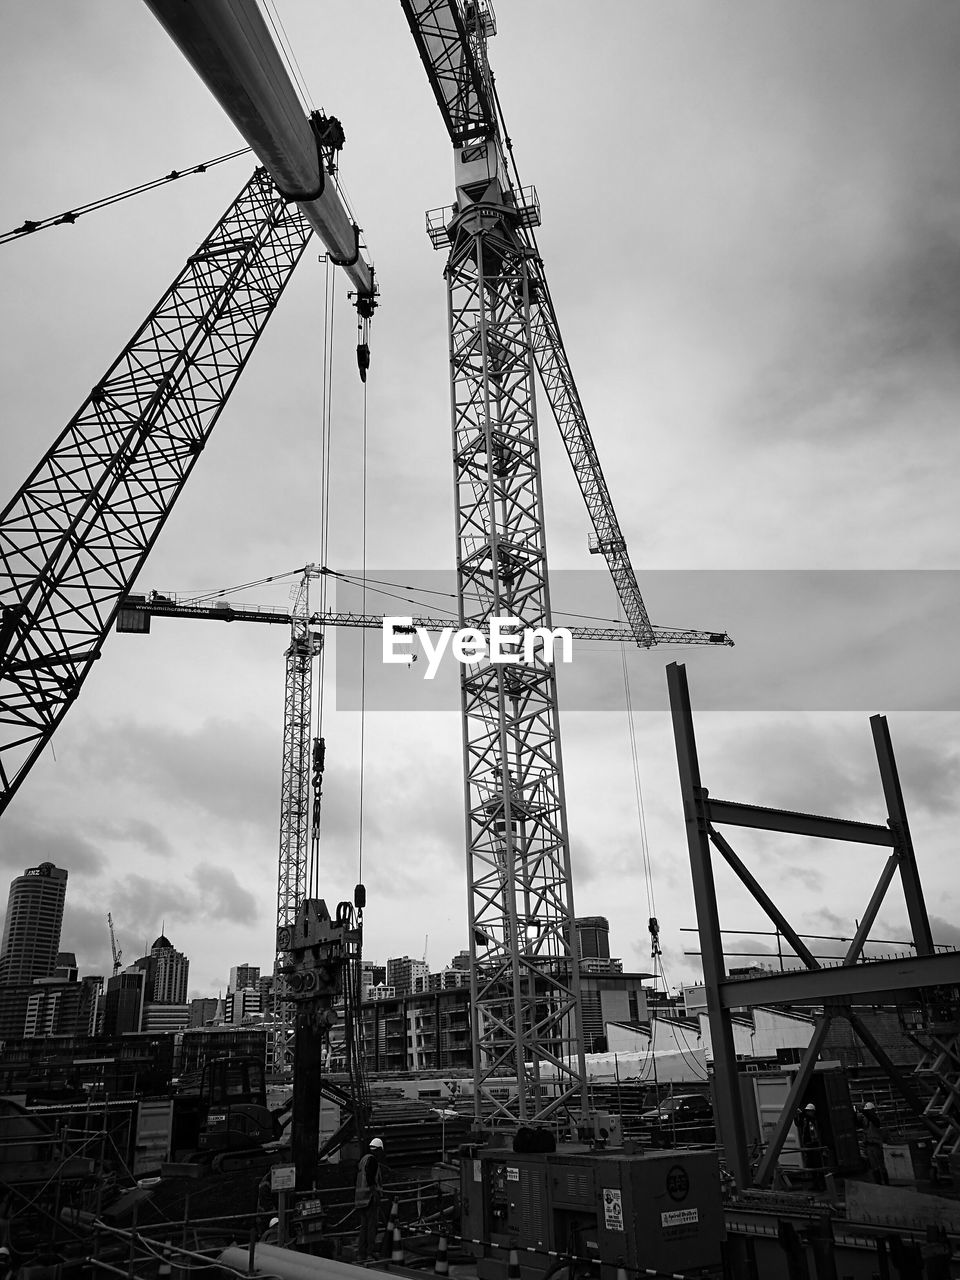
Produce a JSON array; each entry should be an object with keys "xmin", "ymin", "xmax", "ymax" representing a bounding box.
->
[{"xmin": 1, "ymin": 2, "xmax": 959, "ymax": 1278}]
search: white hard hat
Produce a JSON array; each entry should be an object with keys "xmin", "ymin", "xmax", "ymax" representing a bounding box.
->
[
  {"xmin": 269, "ymin": 1217, "xmax": 279, "ymax": 1227},
  {"xmin": 804, "ymin": 1103, "xmax": 816, "ymax": 1112},
  {"xmin": 863, "ymin": 1101, "xmax": 876, "ymax": 1111},
  {"xmin": 369, "ymin": 1137, "xmax": 384, "ymax": 1150}
]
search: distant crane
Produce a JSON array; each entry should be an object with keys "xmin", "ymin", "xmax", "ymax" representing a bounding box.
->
[{"xmin": 107, "ymin": 913, "xmax": 122, "ymax": 977}]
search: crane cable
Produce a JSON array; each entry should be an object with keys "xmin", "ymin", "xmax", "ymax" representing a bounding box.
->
[
  {"xmin": 620, "ymin": 642, "xmax": 709, "ymax": 1079},
  {"xmin": 309, "ymin": 255, "xmax": 337, "ymax": 899},
  {"xmin": 0, "ymin": 147, "xmax": 251, "ymax": 247},
  {"xmin": 618, "ymin": 632, "xmax": 657, "ymax": 928},
  {"xmin": 357, "ymin": 379, "xmax": 369, "ymax": 888}
]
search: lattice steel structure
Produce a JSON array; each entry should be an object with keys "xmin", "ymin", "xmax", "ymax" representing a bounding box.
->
[
  {"xmin": 0, "ymin": 169, "xmax": 313, "ymax": 816},
  {"xmin": 406, "ymin": 0, "xmax": 735, "ymax": 1127},
  {"xmin": 272, "ymin": 567, "xmax": 322, "ymax": 1074},
  {"xmin": 438, "ymin": 174, "xmax": 587, "ymax": 1127}
]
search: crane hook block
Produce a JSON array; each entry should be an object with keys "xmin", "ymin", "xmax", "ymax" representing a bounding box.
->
[{"xmin": 357, "ymin": 342, "xmax": 370, "ymax": 382}]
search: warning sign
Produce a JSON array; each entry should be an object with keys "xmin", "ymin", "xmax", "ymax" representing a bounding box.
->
[
  {"xmin": 271, "ymin": 1164, "xmax": 296, "ymax": 1191},
  {"xmin": 506, "ymin": 1167, "xmax": 520, "ymax": 1182},
  {"xmin": 602, "ymin": 1187, "xmax": 624, "ymax": 1232}
]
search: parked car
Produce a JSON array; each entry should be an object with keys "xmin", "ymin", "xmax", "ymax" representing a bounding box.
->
[{"xmin": 640, "ymin": 1092, "xmax": 715, "ymax": 1146}]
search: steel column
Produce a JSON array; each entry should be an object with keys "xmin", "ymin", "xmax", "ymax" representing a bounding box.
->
[
  {"xmin": 667, "ymin": 661, "xmax": 749, "ymax": 1185},
  {"xmin": 871, "ymin": 714, "xmax": 934, "ymax": 956}
]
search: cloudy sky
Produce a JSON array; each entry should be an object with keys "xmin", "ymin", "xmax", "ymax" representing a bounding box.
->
[{"xmin": 1, "ymin": 2, "xmax": 959, "ymax": 998}]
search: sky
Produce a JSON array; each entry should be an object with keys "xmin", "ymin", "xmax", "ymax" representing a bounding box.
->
[{"xmin": 1, "ymin": 1, "xmax": 959, "ymax": 999}]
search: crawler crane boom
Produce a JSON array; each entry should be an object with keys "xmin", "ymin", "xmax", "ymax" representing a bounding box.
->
[{"xmin": 143, "ymin": 0, "xmax": 375, "ymax": 305}]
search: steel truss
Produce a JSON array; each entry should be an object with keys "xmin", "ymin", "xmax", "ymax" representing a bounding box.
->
[
  {"xmin": 444, "ymin": 191, "xmax": 586, "ymax": 1127},
  {"xmin": 0, "ymin": 169, "xmax": 313, "ymax": 816},
  {"xmin": 667, "ymin": 660, "xmax": 956, "ymax": 1189},
  {"xmin": 272, "ymin": 569, "xmax": 322, "ymax": 1075}
]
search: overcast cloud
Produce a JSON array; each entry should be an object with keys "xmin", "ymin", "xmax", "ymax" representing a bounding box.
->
[{"xmin": 1, "ymin": 2, "xmax": 958, "ymax": 994}]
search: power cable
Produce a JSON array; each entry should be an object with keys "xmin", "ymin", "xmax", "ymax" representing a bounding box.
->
[{"xmin": 0, "ymin": 147, "xmax": 251, "ymax": 246}]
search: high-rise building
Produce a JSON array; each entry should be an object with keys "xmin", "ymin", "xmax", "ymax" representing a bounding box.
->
[
  {"xmin": 386, "ymin": 956, "xmax": 429, "ymax": 998},
  {"xmin": 225, "ymin": 987, "xmax": 261, "ymax": 1024},
  {"xmin": 229, "ymin": 963, "xmax": 260, "ymax": 994},
  {"xmin": 575, "ymin": 916, "xmax": 611, "ymax": 960},
  {"xmin": 101, "ymin": 969, "xmax": 146, "ymax": 1037},
  {"xmin": 189, "ymin": 996, "xmax": 220, "ymax": 1028},
  {"xmin": 0, "ymin": 862, "xmax": 68, "ymax": 985},
  {"xmin": 134, "ymin": 935, "xmax": 189, "ymax": 1004}
]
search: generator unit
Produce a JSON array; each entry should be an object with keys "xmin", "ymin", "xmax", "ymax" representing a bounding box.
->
[{"xmin": 461, "ymin": 1144, "xmax": 724, "ymax": 1279}]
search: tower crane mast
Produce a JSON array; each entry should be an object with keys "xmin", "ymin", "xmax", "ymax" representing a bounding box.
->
[
  {"xmin": 107, "ymin": 913, "xmax": 122, "ymax": 977},
  {"xmin": 405, "ymin": 0, "xmax": 593, "ymax": 1126}
]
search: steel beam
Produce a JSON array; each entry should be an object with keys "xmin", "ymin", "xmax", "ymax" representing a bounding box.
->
[
  {"xmin": 709, "ymin": 829, "xmax": 820, "ymax": 970},
  {"xmin": 705, "ymin": 797, "xmax": 895, "ymax": 846},
  {"xmin": 753, "ymin": 1016, "xmax": 834, "ymax": 1187},
  {"xmin": 718, "ymin": 949, "xmax": 960, "ymax": 1008}
]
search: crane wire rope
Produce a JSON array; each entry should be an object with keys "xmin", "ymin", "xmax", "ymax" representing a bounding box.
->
[
  {"xmin": 309, "ymin": 254, "xmax": 337, "ymax": 899},
  {"xmin": 357, "ymin": 379, "xmax": 369, "ymax": 887},
  {"xmin": 261, "ymin": 0, "xmax": 315, "ymax": 113},
  {"xmin": 618, "ymin": 626, "xmax": 657, "ymax": 927},
  {"xmin": 618, "ymin": 624, "xmax": 709, "ymax": 1078},
  {"xmin": 0, "ymin": 147, "xmax": 251, "ymax": 246}
]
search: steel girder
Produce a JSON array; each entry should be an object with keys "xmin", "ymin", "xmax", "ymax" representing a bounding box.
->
[
  {"xmin": 444, "ymin": 197, "xmax": 587, "ymax": 1128},
  {"xmin": 0, "ymin": 169, "xmax": 313, "ymax": 815}
]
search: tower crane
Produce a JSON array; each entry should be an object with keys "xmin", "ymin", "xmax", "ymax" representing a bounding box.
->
[
  {"xmin": 116, "ymin": 581, "xmax": 731, "ymax": 1081},
  {"xmin": 0, "ymin": 0, "xmax": 735, "ymax": 1144},
  {"xmin": 401, "ymin": 0, "xmax": 675, "ymax": 1125},
  {"xmin": 107, "ymin": 913, "xmax": 122, "ymax": 977}
]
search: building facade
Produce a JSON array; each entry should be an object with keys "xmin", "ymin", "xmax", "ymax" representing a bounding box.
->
[
  {"xmin": 229, "ymin": 964, "xmax": 260, "ymax": 993},
  {"xmin": 0, "ymin": 862, "xmax": 68, "ymax": 986},
  {"xmin": 386, "ymin": 956, "xmax": 429, "ymax": 998},
  {"xmin": 101, "ymin": 970, "xmax": 146, "ymax": 1037},
  {"xmin": 360, "ymin": 987, "xmax": 472, "ymax": 1074},
  {"xmin": 133, "ymin": 935, "xmax": 189, "ymax": 1005}
]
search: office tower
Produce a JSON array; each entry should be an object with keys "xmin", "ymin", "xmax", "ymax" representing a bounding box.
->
[
  {"xmin": 134, "ymin": 934, "xmax": 189, "ymax": 1004},
  {"xmin": 575, "ymin": 916, "xmax": 611, "ymax": 960},
  {"xmin": 229, "ymin": 963, "xmax": 260, "ymax": 994},
  {"xmin": 0, "ymin": 862, "xmax": 68, "ymax": 985},
  {"xmin": 386, "ymin": 956, "xmax": 429, "ymax": 998},
  {"xmin": 101, "ymin": 969, "xmax": 146, "ymax": 1036}
]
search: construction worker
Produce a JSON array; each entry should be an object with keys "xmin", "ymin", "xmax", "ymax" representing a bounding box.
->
[
  {"xmin": 796, "ymin": 1102, "xmax": 825, "ymax": 1189},
  {"xmin": 355, "ymin": 1137, "xmax": 385, "ymax": 1262},
  {"xmin": 859, "ymin": 1102, "xmax": 889, "ymax": 1184}
]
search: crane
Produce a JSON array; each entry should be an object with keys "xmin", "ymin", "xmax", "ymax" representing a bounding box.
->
[
  {"xmin": 107, "ymin": 913, "xmax": 122, "ymax": 977},
  {"xmin": 116, "ymin": 581, "xmax": 731, "ymax": 1082},
  {"xmin": 401, "ymin": 0, "xmax": 674, "ymax": 1125},
  {"xmin": 1, "ymin": 0, "xmax": 734, "ymax": 1139},
  {"xmin": 0, "ymin": 1, "xmax": 377, "ymax": 822}
]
